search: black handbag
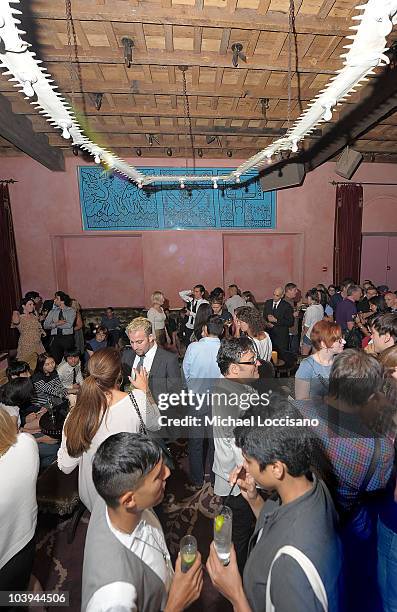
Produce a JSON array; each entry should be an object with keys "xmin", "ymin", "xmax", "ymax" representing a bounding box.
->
[{"xmin": 128, "ymin": 391, "xmax": 175, "ymax": 470}]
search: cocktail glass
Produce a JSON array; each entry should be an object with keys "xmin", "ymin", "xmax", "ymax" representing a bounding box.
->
[
  {"xmin": 180, "ymin": 535, "xmax": 197, "ymax": 573},
  {"xmin": 214, "ymin": 505, "xmax": 233, "ymax": 565}
]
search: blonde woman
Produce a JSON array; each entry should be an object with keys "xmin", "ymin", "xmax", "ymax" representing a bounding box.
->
[
  {"xmin": 147, "ymin": 291, "xmax": 170, "ymax": 347},
  {"xmin": 0, "ymin": 408, "xmax": 39, "ymax": 590}
]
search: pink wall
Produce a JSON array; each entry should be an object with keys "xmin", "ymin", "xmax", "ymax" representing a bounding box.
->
[{"xmin": 2, "ymin": 155, "xmax": 397, "ymax": 308}]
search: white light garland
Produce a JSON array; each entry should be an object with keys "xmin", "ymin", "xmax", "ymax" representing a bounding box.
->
[{"xmin": 0, "ymin": 0, "xmax": 396, "ymax": 187}]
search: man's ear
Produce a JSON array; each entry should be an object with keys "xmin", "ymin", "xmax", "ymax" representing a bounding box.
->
[
  {"xmin": 271, "ymin": 461, "xmax": 285, "ymax": 481},
  {"xmin": 229, "ymin": 363, "xmax": 240, "ymax": 376},
  {"xmin": 149, "ymin": 333, "xmax": 156, "ymax": 344},
  {"xmin": 384, "ymin": 333, "xmax": 392, "ymax": 345},
  {"xmin": 119, "ymin": 490, "xmax": 137, "ymax": 510}
]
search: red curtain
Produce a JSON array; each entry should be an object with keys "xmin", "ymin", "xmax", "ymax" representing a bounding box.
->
[
  {"xmin": 0, "ymin": 183, "xmax": 21, "ymax": 351},
  {"xmin": 333, "ymin": 183, "xmax": 363, "ymax": 286}
]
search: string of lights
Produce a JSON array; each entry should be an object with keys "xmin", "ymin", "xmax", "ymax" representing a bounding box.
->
[{"xmin": 0, "ymin": 1, "xmax": 396, "ymax": 188}]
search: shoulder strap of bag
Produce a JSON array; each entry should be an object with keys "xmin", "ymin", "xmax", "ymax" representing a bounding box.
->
[
  {"xmin": 359, "ymin": 437, "xmax": 381, "ymax": 493},
  {"xmin": 266, "ymin": 545, "xmax": 328, "ymax": 612},
  {"xmin": 129, "ymin": 390, "xmax": 147, "ymax": 435}
]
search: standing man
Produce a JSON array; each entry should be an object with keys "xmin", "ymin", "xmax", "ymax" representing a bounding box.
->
[
  {"xmin": 335, "ymin": 284, "xmax": 362, "ymax": 334},
  {"xmin": 225, "ymin": 285, "xmax": 246, "ymax": 315},
  {"xmin": 212, "ymin": 337, "xmax": 261, "ymax": 574},
  {"xmin": 263, "ymin": 287, "xmax": 294, "ymax": 356},
  {"xmin": 182, "ymin": 315, "xmax": 223, "ymax": 490},
  {"xmin": 44, "ymin": 291, "xmax": 76, "ymax": 364},
  {"xmin": 121, "ymin": 317, "xmax": 181, "ymax": 404},
  {"xmin": 284, "ymin": 282, "xmax": 300, "ymax": 355},
  {"xmin": 82, "ymin": 432, "xmax": 202, "ymax": 612},
  {"xmin": 179, "ymin": 285, "xmax": 209, "ymax": 344}
]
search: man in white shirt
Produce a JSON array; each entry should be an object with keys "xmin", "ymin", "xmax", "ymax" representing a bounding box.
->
[
  {"xmin": 179, "ymin": 285, "xmax": 209, "ymax": 336},
  {"xmin": 121, "ymin": 317, "xmax": 181, "ymax": 405},
  {"xmin": 212, "ymin": 337, "xmax": 261, "ymax": 574},
  {"xmin": 57, "ymin": 349, "xmax": 83, "ymax": 395},
  {"xmin": 182, "ymin": 315, "xmax": 223, "ymax": 489},
  {"xmin": 225, "ymin": 284, "xmax": 246, "ymax": 315},
  {"xmin": 82, "ymin": 432, "xmax": 203, "ymax": 612}
]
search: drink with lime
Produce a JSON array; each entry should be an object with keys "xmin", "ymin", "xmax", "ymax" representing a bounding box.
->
[
  {"xmin": 214, "ymin": 505, "xmax": 232, "ymax": 565},
  {"xmin": 180, "ymin": 535, "xmax": 197, "ymax": 573}
]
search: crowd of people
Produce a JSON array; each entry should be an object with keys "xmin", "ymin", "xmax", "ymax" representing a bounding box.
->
[{"xmin": 1, "ymin": 278, "xmax": 397, "ymax": 612}]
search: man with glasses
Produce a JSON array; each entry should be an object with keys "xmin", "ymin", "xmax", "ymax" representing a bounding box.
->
[{"xmin": 211, "ymin": 337, "xmax": 261, "ymax": 574}]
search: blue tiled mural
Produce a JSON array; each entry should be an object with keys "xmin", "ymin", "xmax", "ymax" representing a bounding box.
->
[{"xmin": 78, "ymin": 167, "xmax": 276, "ymax": 230}]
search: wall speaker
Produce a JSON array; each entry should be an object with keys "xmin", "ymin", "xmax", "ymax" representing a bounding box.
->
[
  {"xmin": 335, "ymin": 147, "xmax": 363, "ymax": 180},
  {"xmin": 259, "ymin": 163, "xmax": 306, "ymax": 192}
]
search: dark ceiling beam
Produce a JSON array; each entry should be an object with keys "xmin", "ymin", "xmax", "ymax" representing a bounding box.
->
[
  {"xmin": 303, "ymin": 66, "xmax": 397, "ymax": 171},
  {"xmin": 0, "ymin": 94, "xmax": 64, "ymax": 171}
]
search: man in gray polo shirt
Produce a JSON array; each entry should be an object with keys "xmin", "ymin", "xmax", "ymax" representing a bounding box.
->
[
  {"xmin": 207, "ymin": 398, "xmax": 342, "ymax": 612},
  {"xmin": 82, "ymin": 432, "xmax": 202, "ymax": 612}
]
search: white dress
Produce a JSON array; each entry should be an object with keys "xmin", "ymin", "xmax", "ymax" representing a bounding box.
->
[
  {"xmin": 57, "ymin": 392, "xmax": 160, "ymax": 512},
  {"xmin": 147, "ymin": 307, "xmax": 166, "ymax": 332},
  {"xmin": 252, "ymin": 335, "xmax": 273, "ymax": 361}
]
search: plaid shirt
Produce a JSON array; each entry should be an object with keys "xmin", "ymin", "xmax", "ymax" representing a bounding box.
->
[{"xmin": 294, "ymin": 399, "xmax": 395, "ymax": 512}]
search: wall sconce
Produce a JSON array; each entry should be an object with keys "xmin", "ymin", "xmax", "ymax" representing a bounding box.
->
[
  {"xmin": 136, "ymin": 148, "xmax": 142, "ymax": 156},
  {"xmin": 226, "ymin": 150, "xmax": 232, "ymax": 157},
  {"xmin": 121, "ymin": 37, "xmax": 134, "ymax": 68},
  {"xmin": 197, "ymin": 148, "xmax": 203, "ymax": 157},
  {"xmin": 166, "ymin": 148, "xmax": 173, "ymax": 156}
]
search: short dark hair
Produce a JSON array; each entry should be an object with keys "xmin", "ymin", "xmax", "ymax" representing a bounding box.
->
[
  {"xmin": 194, "ymin": 284, "xmax": 205, "ymax": 295},
  {"xmin": 369, "ymin": 295, "xmax": 387, "ymax": 313},
  {"xmin": 234, "ymin": 397, "xmax": 312, "ymax": 477},
  {"xmin": 106, "ymin": 307, "xmax": 114, "ymax": 312},
  {"xmin": 96, "ymin": 325, "xmax": 108, "ymax": 337},
  {"xmin": 328, "ymin": 349, "xmax": 383, "ymax": 406},
  {"xmin": 206, "ymin": 315, "xmax": 224, "ymax": 338},
  {"xmin": 229, "ymin": 284, "xmax": 241, "ymax": 295},
  {"xmin": 55, "ymin": 291, "xmax": 72, "ymax": 307},
  {"xmin": 216, "ymin": 337, "xmax": 256, "ymax": 376},
  {"xmin": 64, "ymin": 348, "xmax": 81, "ymax": 358},
  {"xmin": 306, "ymin": 288, "xmax": 320, "ymax": 304},
  {"xmin": 285, "ymin": 283, "xmax": 297, "ymax": 292},
  {"xmin": 346, "ymin": 284, "xmax": 361, "ymax": 297},
  {"xmin": 210, "ymin": 287, "xmax": 224, "ymax": 300},
  {"xmin": 372, "ymin": 313, "xmax": 397, "ymax": 341},
  {"xmin": 92, "ymin": 432, "xmax": 162, "ymax": 508},
  {"xmin": 0, "ymin": 378, "xmax": 33, "ymax": 407},
  {"xmin": 6, "ymin": 360, "xmax": 31, "ymax": 381}
]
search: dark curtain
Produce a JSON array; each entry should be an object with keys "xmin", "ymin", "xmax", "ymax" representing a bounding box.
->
[
  {"xmin": 0, "ymin": 183, "xmax": 21, "ymax": 351},
  {"xmin": 333, "ymin": 183, "xmax": 363, "ymax": 286}
]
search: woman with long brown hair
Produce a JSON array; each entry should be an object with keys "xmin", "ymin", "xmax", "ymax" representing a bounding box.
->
[{"xmin": 57, "ymin": 347, "xmax": 160, "ymax": 511}]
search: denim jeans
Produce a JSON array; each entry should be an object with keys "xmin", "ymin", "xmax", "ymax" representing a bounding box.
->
[{"xmin": 378, "ymin": 518, "xmax": 397, "ymax": 612}]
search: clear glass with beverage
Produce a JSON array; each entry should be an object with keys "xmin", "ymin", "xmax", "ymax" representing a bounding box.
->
[
  {"xmin": 214, "ymin": 506, "xmax": 233, "ymax": 565},
  {"xmin": 180, "ymin": 535, "xmax": 197, "ymax": 573}
]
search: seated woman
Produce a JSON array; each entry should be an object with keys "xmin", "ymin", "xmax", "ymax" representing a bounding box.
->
[
  {"xmin": 57, "ymin": 347, "xmax": 161, "ymax": 512},
  {"xmin": 0, "ymin": 377, "xmax": 36, "ymax": 428},
  {"xmin": 32, "ymin": 353, "xmax": 67, "ymax": 409},
  {"xmin": 295, "ymin": 320, "xmax": 344, "ymax": 400},
  {"xmin": 85, "ymin": 325, "xmax": 108, "ymax": 363},
  {"xmin": 234, "ymin": 306, "xmax": 272, "ymax": 361},
  {"xmin": 0, "ymin": 408, "xmax": 39, "ymax": 591}
]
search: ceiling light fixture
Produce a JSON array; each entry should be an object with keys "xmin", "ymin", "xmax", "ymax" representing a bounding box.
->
[
  {"xmin": 231, "ymin": 43, "xmax": 247, "ymax": 68},
  {"xmin": 121, "ymin": 37, "xmax": 134, "ymax": 68},
  {"xmin": 135, "ymin": 148, "xmax": 142, "ymax": 157},
  {"xmin": 197, "ymin": 148, "xmax": 203, "ymax": 158},
  {"xmin": 72, "ymin": 144, "xmax": 79, "ymax": 156},
  {"xmin": 166, "ymin": 147, "xmax": 172, "ymax": 156},
  {"xmin": 227, "ymin": 150, "xmax": 232, "ymax": 157},
  {"xmin": 260, "ymin": 98, "xmax": 270, "ymax": 120},
  {"xmin": 90, "ymin": 92, "xmax": 103, "ymax": 111}
]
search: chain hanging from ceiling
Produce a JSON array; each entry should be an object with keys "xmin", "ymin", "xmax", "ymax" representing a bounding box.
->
[
  {"xmin": 287, "ymin": 0, "xmax": 295, "ymax": 129},
  {"xmin": 65, "ymin": 0, "xmax": 87, "ymax": 119},
  {"xmin": 179, "ymin": 66, "xmax": 196, "ymax": 171}
]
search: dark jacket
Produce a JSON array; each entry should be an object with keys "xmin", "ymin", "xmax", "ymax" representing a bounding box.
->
[
  {"xmin": 263, "ymin": 299, "xmax": 294, "ymax": 353},
  {"xmin": 121, "ymin": 345, "xmax": 182, "ymax": 404}
]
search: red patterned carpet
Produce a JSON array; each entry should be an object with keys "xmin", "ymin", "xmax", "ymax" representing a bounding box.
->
[{"xmin": 33, "ymin": 448, "xmax": 232, "ymax": 611}]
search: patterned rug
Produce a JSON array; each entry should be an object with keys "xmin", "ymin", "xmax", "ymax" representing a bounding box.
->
[{"xmin": 33, "ymin": 446, "xmax": 232, "ymax": 611}]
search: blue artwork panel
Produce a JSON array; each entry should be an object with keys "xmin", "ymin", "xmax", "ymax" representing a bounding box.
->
[{"xmin": 78, "ymin": 166, "xmax": 276, "ymax": 230}]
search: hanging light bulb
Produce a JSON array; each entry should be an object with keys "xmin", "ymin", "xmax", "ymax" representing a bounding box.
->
[
  {"xmin": 60, "ymin": 122, "xmax": 71, "ymax": 140},
  {"xmin": 180, "ymin": 180, "xmax": 185, "ymax": 189},
  {"xmin": 291, "ymin": 140, "xmax": 298, "ymax": 153},
  {"xmin": 235, "ymin": 174, "xmax": 241, "ymax": 183},
  {"xmin": 94, "ymin": 153, "xmax": 101, "ymax": 164},
  {"xmin": 266, "ymin": 153, "xmax": 273, "ymax": 164},
  {"xmin": 213, "ymin": 180, "xmax": 218, "ymax": 189},
  {"xmin": 322, "ymin": 104, "xmax": 333, "ymax": 122},
  {"xmin": 22, "ymin": 79, "xmax": 34, "ymax": 97},
  {"xmin": 138, "ymin": 181, "xmax": 143, "ymax": 189}
]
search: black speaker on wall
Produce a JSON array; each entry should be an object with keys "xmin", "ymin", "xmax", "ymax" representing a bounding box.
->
[
  {"xmin": 335, "ymin": 147, "xmax": 363, "ymax": 180},
  {"xmin": 259, "ymin": 163, "xmax": 306, "ymax": 192}
]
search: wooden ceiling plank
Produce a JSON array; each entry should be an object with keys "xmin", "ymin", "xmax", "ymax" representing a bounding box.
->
[
  {"xmin": 103, "ymin": 21, "xmax": 119, "ymax": 49},
  {"xmin": 193, "ymin": 27, "xmax": 203, "ymax": 53},
  {"xmin": 38, "ymin": 51, "xmax": 340, "ymax": 74},
  {"xmin": 32, "ymin": 3, "xmax": 354, "ymax": 36},
  {"xmin": 318, "ymin": 0, "xmax": 337, "ymax": 19},
  {"xmin": 164, "ymin": 25, "xmax": 174, "ymax": 52},
  {"xmin": 219, "ymin": 29, "xmax": 231, "ymax": 55},
  {"xmin": 0, "ymin": 93, "xmax": 64, "ymax": 170}
]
